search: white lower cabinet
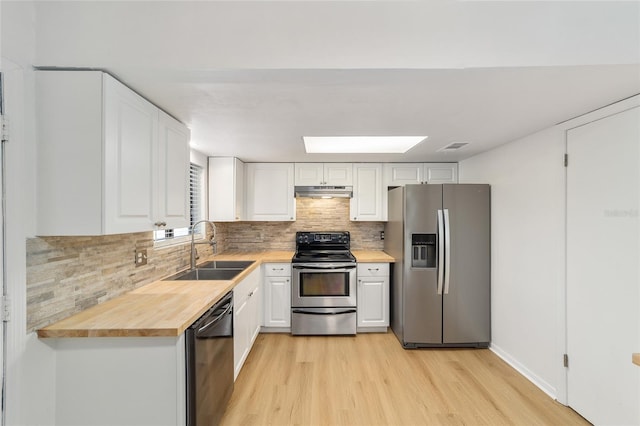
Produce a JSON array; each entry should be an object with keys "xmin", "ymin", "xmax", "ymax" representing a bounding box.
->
[
  {"xmin": 357, "ymin": 263, "xmax": 390, "ymax": 332},
  {"xmin": 233, "ymin": 267, "xmax": 262, "ymax": 380},
  {"xmin": 262, "ymin": 263, "xmax": 292, "ymax": 330}
]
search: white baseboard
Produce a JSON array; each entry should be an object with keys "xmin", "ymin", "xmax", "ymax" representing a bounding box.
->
[{"xmin": 490, "ymin": 343, "xmax": 558, "ymax": 400}]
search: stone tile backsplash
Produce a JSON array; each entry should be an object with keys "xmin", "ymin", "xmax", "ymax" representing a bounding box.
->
[
  {"xmin": 26, "ymin": 197, "xmax": 384, "ymax": 332},
  {"xmin": 218, "ymin": 198, "xmax": 384, "ymax": 251}
]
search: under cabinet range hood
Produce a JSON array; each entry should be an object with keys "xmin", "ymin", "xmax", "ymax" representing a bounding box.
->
[{"xmin": 294, "ymin": 186, "xmax": 353, "ymax": 198}]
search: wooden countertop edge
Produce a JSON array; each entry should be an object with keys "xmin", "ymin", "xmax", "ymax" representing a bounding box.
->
[
  {"xmin": 36, "ymin": 249, "xmax": 393, "ymax": 339},
  {"xmin": 633, "ymin": 353, "xmax": 640, "ymax": 366}
]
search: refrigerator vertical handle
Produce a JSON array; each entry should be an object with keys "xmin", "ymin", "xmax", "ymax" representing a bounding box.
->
[
  {"xmin": 437, "ymin": 209, "xmax": 445, "ymax": 295},
  {"xmin": 444, "ymin": 208, "xmax": 451, "ymax": 294}
]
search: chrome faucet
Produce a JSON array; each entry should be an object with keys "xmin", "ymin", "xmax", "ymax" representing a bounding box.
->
[{"xmin": 190, "ymin": 219, "xmax": 217, "ymax": 269}]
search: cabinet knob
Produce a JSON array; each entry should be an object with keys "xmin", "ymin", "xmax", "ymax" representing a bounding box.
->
[{"xmin": 154, "ymin": 221, "xmax": 167, "ymax": 227}]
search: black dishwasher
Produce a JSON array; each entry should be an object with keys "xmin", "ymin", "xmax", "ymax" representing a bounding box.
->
[{"xmin": 185, "ymin": 291, "xmax": 234, "ymax": 426}]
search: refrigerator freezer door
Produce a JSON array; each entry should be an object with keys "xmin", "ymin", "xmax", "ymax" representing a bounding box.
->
[
  {"xmin": 442, "ymin": 184, "xmax": 491, "ymax": 345},
  {"xmin": 403, "ymin": 185, "xmax": 443, "ymax": 345}
]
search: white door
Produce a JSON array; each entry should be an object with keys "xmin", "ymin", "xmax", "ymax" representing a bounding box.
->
[{"xmin": 566, "ymin": 106, "xmax": 639, "ymax": 425}]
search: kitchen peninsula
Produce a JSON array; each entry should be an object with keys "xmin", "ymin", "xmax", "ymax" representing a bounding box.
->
[{"xmin": 37, "ymin": 250, "xmax": 393, "ymax": 426}]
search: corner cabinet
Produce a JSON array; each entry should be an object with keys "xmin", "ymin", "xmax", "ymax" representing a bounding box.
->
[
  {"xmin": 351, "ymin": 163, "xmax": 383, "ymax": 221},
  {"xmin": 356, "ymin": 263, "xmax": 390, "ymax": 332},
  {"xmin": 262, "ymin": 263, "xmax": 292, "ymax": 330},
  {"xmin": 233, "ymin": 267, "xmax": 262, "ymax": 380},
  {"xmin": 36, "ymin": 70, "xmax": 190, "ymax": 236},
  {"xmin": 208, "ymin": 157, "xmax": 244, "ymax": 221},
  {"xmin": 245, "ymin": 163, "xmax": 296, "ymax": 221}
]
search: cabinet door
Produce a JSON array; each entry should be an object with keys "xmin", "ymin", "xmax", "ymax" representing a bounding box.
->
[
  {"xmin": 324, "ymin": 163, "xmax": 353, "ymax": 186},
  {"xmin": 247, "ymin": 281, "xmax": 262, "ymax": 346},
  {"xmin": 263, "ymin": 276, "xmax": 291, "ymax": 328},
  {"xmin": 246, "ymin": 163, "xmax": 295, "ymax": 221},
  {"xmin": 103, "ymin": 75, "xmax": 157, "ymax": 234},
  {"xmin": 209, "ymin": 157, "xmax": 244, "ymax": 221},
  {"xmin": 157, "ymin": 111, "xmax": 190, "ymax": 229},
  {"xmin": 423, "ymin": 163, "xmax": 458, "ymax": 184},
  {"xmin": 294, "ymin": 163, "xmax": 324, "ymax": 186},
  {"xmin": 233, "ymin": 296, "xmax": 249, "ymax": 380},
  {"xmin": 351, "ymin": 163, "xmax": 383, "ymax": 221},
  {"xmin": 357, "ymin": 276, "xmax": 389, "ymax": 328},
  {"xmin": 383, "ymin": 163, "xmax": 423, "ymax": 186}
]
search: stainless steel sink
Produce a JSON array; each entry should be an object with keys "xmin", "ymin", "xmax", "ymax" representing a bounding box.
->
[
  {"xmin": 168, "ymin": 268, "xmax": 243, "ymax": 281},
  {"xmin": 166, "ymin": 260, "xmax": 255, "ymax": 281},
  {"xmin": 197, "ymin": 260, "xmax": 255, "ymax": 269}
]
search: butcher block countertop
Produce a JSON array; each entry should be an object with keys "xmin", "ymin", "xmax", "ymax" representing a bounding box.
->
[
  {"xmin": 634, "ymin": 353, "xmax": 640, "ymax": 366},
  {"xmin": 352, "ymin": 250, "xmax": 395, "ymax": 263},
  {"xmin": 37, "ymin": 250, "xmax": 394, "ymax": 339}
]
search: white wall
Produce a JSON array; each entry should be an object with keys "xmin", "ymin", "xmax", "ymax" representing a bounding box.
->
[
  {"xmin": 459, "ymin": 95, "xmax": 640, "ymax": 403},
  {"xmin": 1, "ymin": 1, "xmax": 57, "ymax": 425},
  {"xmin": 459, "ymin": 125, "xmax": 566, "ymax": 399}
]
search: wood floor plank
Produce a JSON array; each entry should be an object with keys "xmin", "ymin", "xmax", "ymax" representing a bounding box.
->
[{"xmin": 221, "ymin": 332, "xmax": 587, "ymax": 426}]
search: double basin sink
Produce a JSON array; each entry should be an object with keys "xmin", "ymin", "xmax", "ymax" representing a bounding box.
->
[{"xmin": 167, "ymin": 260, "xmax": 255, "ymax": 281}]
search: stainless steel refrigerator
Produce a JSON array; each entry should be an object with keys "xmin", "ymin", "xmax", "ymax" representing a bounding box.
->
[{"xmin": 385, "ymin": 184, "xmax": 490, "ymax": 348}]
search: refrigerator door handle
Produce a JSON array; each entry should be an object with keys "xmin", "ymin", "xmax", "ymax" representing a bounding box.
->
[
  {"xmin": 444, "ymin": 208, "xmax": 451, "ymax": 294},
  {"xmin": 437, "ymin": 209, "xmax": 445, "ymax": 295}
]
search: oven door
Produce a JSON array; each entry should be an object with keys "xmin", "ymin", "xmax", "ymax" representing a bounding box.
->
[{"xmin": 292, "ymin": 263, "xmax": 357, "ymax": 308}]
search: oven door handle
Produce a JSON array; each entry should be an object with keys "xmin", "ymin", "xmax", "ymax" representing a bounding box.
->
[
  {"xmin": 292, "ymin": 264, "xmax": 356, "ymax": 270},
  {"xmin": 292, "ymin": 309, "xmax": 357, "ymax": 316}
]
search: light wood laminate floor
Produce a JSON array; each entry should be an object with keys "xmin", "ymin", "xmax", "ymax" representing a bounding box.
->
[{"xmin": 221, "ymin": 332, "xmax": 588, "ymax": 426}]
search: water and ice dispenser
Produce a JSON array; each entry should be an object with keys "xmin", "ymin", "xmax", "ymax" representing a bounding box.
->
[{"xmin": 411, "ymin": 234, "xmax": 436, "ymax": 268}]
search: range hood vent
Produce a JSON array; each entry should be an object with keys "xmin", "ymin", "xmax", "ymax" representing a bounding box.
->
[{"xmin": 294, "ymin": 186, "xmax": 353, "ymax": 198}]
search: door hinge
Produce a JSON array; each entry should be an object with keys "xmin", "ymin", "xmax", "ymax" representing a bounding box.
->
[
  {"xmin": 1, "ymin": 295, "xmax": 10, "ymax": 322},
  {"xmin": 1, "ymin": 115, "xmax": 8, "ymax": 143},
  {"xmin": 563, "ymin": 154, "xmax": 568, "ymax": 167},
  {"xmin": 563, "ymin": 353, "xmax": 569, "ymax": 368}
]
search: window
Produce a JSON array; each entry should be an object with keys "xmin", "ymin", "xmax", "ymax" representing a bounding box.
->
[{"xmin": 154, "ymin": 163, "xmax": 206, "ymax": 243}]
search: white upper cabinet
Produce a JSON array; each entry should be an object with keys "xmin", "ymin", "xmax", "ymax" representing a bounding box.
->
[
  {"xmin": 157, "ymin": 111, "xmax": 191, "ymax": 230},
  {"xmin": 245, "ymin": 163, "xmax": 295, "ymax": 221},
  {"xmin": 36, "ymin": 70, "xmax": 190, "ymax": 235},
  {"xmin": 294, "ymin": 163, "xmax": 353, "ymax": 186},
  {"xmin": 383, "ymin": 163, "xmax": 458, "ymax": 187},
  {"xmin": 423, "ymin": 163, "xmax": 458, "ymax": 184},
  {"xmin": 351, "ymin": 163, "xmax": 383, "ymax": 221},
  {"xmin": 208, "ymin": 157, "xmax": 244, "ymax": 221}
]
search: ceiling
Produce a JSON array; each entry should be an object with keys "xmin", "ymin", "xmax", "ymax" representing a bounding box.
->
[{"xmin": 30, "ymin": 1, "xmax": 640, "ymax": 163}]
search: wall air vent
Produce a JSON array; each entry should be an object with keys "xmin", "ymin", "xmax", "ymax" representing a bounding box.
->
[{"xmin": 438, "ymin": 142, "xmax": 469, "ymax": 152}]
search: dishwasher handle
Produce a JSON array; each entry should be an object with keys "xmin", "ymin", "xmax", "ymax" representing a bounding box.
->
[{"xmin": 193, "ymin": 292, "xmax": 233, "ymax": 337}]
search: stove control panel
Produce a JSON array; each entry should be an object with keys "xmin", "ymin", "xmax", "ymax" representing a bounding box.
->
[{"xmin": 296, "ymin": 232, "xmax": 350, "ymax": 247}]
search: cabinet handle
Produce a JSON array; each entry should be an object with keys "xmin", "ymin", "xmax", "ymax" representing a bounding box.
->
[
  {"xmin": 154, "ymin": 221, "xmax": 167, "ymax": 227},
  {"xmin": 248, "ymin": 291, "xmax": 254, "ymax": 297},
  {"xmin": 368, "ymin": 268, "xmax": 379, "ymax": 272}
]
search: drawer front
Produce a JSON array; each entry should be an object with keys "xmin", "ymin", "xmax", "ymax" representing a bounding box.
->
[
  {"xmin": 357, "ymin": 263, "xmax": 389, "ymax": 277},
  {"xmin": 263, "ymin": 263, "xmax": 291, "ymax": 277}
]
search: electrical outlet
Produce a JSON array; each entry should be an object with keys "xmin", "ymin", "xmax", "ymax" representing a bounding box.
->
[
  {"xmin": 135, "ymin": 249, "xmax": 147, "ymax": 267},
  {"xmin": 380, "ymin": 231, "xmax": 385, "ymax": 240}
]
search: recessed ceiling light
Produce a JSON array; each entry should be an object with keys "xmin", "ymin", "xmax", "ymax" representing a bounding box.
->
[{"xmin": 303, "ymin": 136, "xmax": 427, "ymax": 154}]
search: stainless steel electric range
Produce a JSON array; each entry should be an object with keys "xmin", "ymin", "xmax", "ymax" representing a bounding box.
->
[{"xmin": 291, "ymin": 231, "xmax": 357, "ymax": 335}]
